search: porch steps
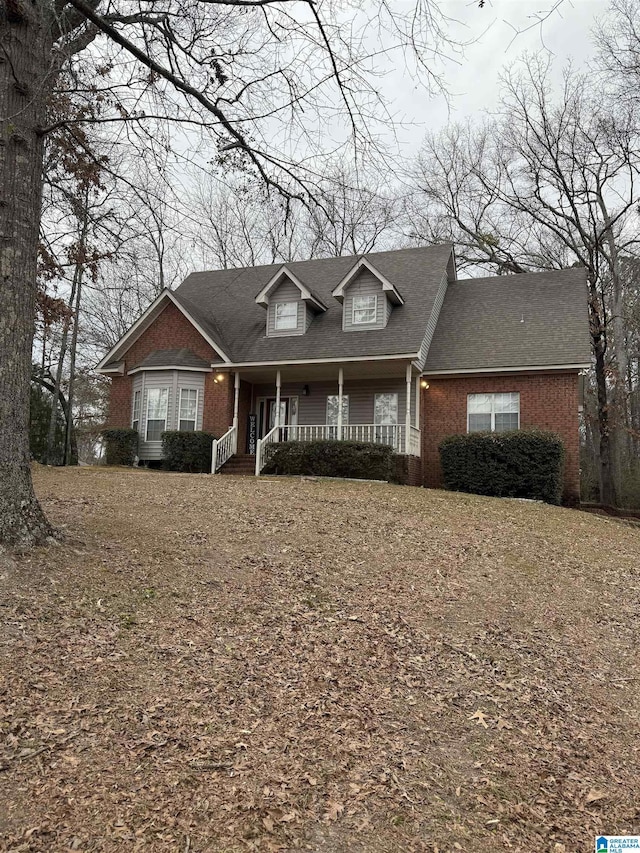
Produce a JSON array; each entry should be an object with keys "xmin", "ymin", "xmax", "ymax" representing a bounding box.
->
[{"xmin": 219, "ymin": 454, "xmax": 256, "ymax": 476}]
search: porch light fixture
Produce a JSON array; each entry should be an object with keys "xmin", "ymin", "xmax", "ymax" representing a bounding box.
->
[
  {"xmin": 420, "ymin": 380, "xmax": 430, "ymax": 389},
  {"xmin": 214, "ymin": 373, "xmax": 225, "ymax": 384},
  {"xmin": 302, "ymin": 384, "xmax": 310, "ymax": 396}
]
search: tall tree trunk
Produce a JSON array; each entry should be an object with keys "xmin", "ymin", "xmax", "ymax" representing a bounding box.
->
[
  {"xmin": 587, "ymin": 276, "xmax": 618, "ymax": 507},
  {"xmin": 65, "ymin": 265, "xmax": 83, "ymax": 465},
  {"xmin": 0, "ymin": 7, "xmax": 55, "ymax": 545},
  {"xmin": 44, "ymin": 270, "xmax": 77, "ymax": 465}
]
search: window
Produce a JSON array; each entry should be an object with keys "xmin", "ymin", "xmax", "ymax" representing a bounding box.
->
[
  {"xmin": 179, "ymin": 388, "xmax": 198, "ymax": 432},
  {"xmin": 326, "ymin": 395, "xmax": 349, "ymax": 438},
  {"xmin": 374, "ymin": 393, "xmax": 398, "ymax": 447},
  {"xmin": 146, "ymin": 388, "xmax": 169, "ymax": 442},
  {"xmin": 274, "ymin": 301, "xmax": 298, "ymax": 330},
  {"xmin": 374, "ymin": 393, "xmax": 398, "ymax": 425},
  {"xmin": 132, "ymin": 389, "xmax": 141, "ymax": 433},
  {"xmin": 467, "ymin": 392, "xmax": 520, "ymax": 433},
  {"xmin": 352, "ymin": 294, "xmax": 377, "ymax": 325}
]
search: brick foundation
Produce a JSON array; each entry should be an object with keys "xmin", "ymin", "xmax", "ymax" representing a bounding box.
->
[
  {"xmin": 392, "ymin": 454, "xmax": 423, "ymax": 487},
  {"xmin": 421, "ymin": 372, "xmax": 581, "ymax": 504}
]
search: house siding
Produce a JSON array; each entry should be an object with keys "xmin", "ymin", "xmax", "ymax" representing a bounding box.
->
[
  {"xmin": 266, "ymin": 280, "xmax": 304, "ymax": 336},
  {"xmin": 134, "ymin": 369, "xmax": 206, "ymax": 460},
  {"xmin": 252, "ymin": 377, "xmax": 416, "ymax": 426},
  {"xmin": 421, "ymin": 372, "xmax": 581, "ymax": 504},
  {"xmin": 417, "ymin": 273, "xmax": 448, "ymax": 370},
  {"xmin": 343, "ymin": 270, "xmax": 389, "ymax": 331}
]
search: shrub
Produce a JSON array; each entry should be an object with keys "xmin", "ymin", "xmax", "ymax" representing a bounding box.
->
[
  {"xmin": 101, "ymin": 428, "xmax": 139, "ymax": 466},
  {"xmin": 439, "ymin": 429, "xmax": 565, "ymax": 505},
  {"xmin": 162, "ymin": 430, "xmax": 215, "ymax": 473},
  {"xmin": 262, "ymin": 440, "xmax": 394, "ymax": 481}
]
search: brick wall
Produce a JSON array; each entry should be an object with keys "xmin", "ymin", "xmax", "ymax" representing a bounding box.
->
[
  {"xmin": 393, "ymin": 454, "xmax": 423, "ymax": 487},
  {"xmin": 105, "ymin": 302, "xmax": 233, "ymax": 432},
  {"xmin": 421, "ymin": 372, "xmax": 581, "ymax": 504}
]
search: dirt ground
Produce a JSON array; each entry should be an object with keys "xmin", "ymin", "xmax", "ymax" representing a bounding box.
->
[{"xmin": 1, "ymin": 466, "xmax": 639, "ymax": 852}]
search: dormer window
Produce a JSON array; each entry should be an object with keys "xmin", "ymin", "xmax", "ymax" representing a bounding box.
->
[
  {"xmin": 274, "ymin": 301, "xmax": 298, "ymax": 330},
  {"xmin": 332, "ymin": 257, "xmax": 403, "ymax": 332},
  {"xmin": 255, "ymin": 265, "xmax": 327, "ymax": 337},
  {"xmin": 352, "ymin": 294, "xmax": 377, "ymax": 325}
]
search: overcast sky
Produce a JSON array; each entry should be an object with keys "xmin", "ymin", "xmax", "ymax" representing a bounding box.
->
[{"xmin": 383, "ymin": 0, "xmax": 609, "ymax": 155}]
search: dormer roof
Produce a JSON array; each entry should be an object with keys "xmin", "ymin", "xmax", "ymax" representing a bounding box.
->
[
  {"xmin": 255, "ymin": 266, "xmax": 327, "ymax": 312},
  {"xmin": 331, "ymin": 257, "xmax": 404, "ymax": 305}
]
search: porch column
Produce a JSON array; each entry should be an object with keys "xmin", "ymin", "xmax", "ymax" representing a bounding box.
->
[
  {"xmin": 232, "ymin": 371, "xmax": 240, "ymax": 452},
  {"xmin": 275, "ymin": 370, "xmax": 281, "ymax": 429},
  {"xmin": 337, "ymin": 367, "xmax": 344, "ymax": 440},
  {"xmin": 232, "ymin": 371, "xmax": 240, "ymax": 430},
  {"xmin": 415, "ymin": 375, "xmax": 421, "ymax": 428},
  {"xmin": 405, "ymin": 363, "xmax": 412, "ymax": 454}
]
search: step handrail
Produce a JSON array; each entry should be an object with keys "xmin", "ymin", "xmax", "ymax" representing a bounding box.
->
[{"xmin": 211, "ymin": 425, "xmax": 237, "ymax": 473}]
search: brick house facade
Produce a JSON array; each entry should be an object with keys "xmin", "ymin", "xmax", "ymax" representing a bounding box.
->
[
  {"xmin": 420, "ymin": 373, "xmax": 581, "ymax": 503},
  {"xmin": 98, "ymin": 245, "xmax": 590, "ymax": 498}
]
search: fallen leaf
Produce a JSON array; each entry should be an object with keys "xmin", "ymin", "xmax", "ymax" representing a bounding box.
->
[
  {"xmin": 586, "ymin": 788, "xmax": 607, "ymax": 803},
  {"xmin": 324, "ymin": 801, "xmax": 344, "ymax": 822},
  {"xmin": 470, "ymin": 710, "xmax": 490, "ymax": 729}
]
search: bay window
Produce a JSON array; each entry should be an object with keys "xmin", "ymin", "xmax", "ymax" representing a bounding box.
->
[
  {"xmin": 179, "ymin": 388, "xmax": 198, "ymax": 432},
  {"xmin": 146, "ymin": 388, "xmax": 169, "ymax": 442}
]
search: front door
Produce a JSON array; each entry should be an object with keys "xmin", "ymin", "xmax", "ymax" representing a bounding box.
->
[
  {"xmin": 256, "ymin": 395, "xmax": 298, "ymax": 438},
  {"xmin": 267, "ymin": 398, "xmax": 289, "ymax": 432}
]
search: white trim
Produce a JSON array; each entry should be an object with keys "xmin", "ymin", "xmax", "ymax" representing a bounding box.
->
[
  {"xmin": 255, "ymin": 266, "xmax": 326, "ymax": 311},
  {"xmin": 331, "ymin": 257, "xmax": 404, "ymax": 305},
  {"xmin": 96, "ymin": 288, "xmax": 231, "ymax": 370},
  {"xmin": 352, "ymin": 294, "xmax": 378, "ymax": 325},
  {"xmin": 127, "ymin": 364, "xmax": 213, "ymax": 375},
  {"xmin": 131, "ymin": 388, "xmax": 141, "ymax": 431},
  {"xmin": 100, "ymin": 363, "xmax": 125, "ymax": 375},
  {"xmin": 423, "ymin": 363, "xmax": 591, "ymax": 376},
  {"xmin": 216, "ymin": 353, "xmax": 419, "ymax": 369}
]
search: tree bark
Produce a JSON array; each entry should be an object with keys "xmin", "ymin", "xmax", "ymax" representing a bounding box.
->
[
  {"xmin": 587, "ymin": 276, "xmax": 618, "ymax": 507},
  {"xmin": 0, "ymin": 5, "xmax": 55, "ymax": 545}
]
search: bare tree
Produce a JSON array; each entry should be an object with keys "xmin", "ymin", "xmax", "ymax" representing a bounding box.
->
[
  {"xmin": 1, "ymin": 0, "xmax": 466, "ymax": 546},
  {"xmin": 406, "ymin": 55, "xmax": 640, "ymax": 505}
]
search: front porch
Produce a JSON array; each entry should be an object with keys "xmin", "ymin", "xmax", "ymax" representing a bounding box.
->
[{"xmin": 211, "ymin": 361, "xmax": 423, "ymax": 475}]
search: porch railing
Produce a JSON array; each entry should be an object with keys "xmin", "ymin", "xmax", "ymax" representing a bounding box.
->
[
  {"xmin": 281, "ymin": 424, "xmax": 421, "ymax": 455},
  {"xmin": 255, "ymin": 425, "xmax": 280, "ymax": 475},
  {"xmin": 407, "ymin": 425, "xmax": 421, "ymax": 457},
  {"xmin": 211, "ymin": 425, "xmax": 237, "ymax": 473}
]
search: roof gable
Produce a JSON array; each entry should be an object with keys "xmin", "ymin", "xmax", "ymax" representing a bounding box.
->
[
  {"xmin": 331, "ymin": 257, "xmax": 404, "ymax": 305},
  {"xmin": 96, "ymin": 289, "xmax": 231, "ymax": 372},
  {"xmin": 255, "ymin": 266, "xmax": 326, "ymax": 311}
]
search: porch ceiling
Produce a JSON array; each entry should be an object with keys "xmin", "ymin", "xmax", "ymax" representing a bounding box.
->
[{"xmin": 217, "ymin": 358, "xmax": 417, "ymax": 383}]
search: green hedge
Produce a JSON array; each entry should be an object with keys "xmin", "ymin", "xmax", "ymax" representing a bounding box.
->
[
  {"xmin": 439, "ymin": 429, "xmax": 565, "ymax": 504},
  {"xmin": 161, "ymin": 430, "xmax": 215, "ymax": 473},
  {"xmin": 263, "ymin": 440, "xmax": 394, "ymax": 480},
  {"xmin": 101, "ymin": 428, "xmax": 139, "ymax": 466}
]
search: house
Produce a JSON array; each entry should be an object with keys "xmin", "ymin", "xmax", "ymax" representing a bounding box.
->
[{"xmin": 97, "ymin": 244, "xmax": 591, "ymax": 501}]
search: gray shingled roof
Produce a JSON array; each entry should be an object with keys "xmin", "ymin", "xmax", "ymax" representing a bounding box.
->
[
  {"xmin": 174, "ymin": 244, "xmax": 454, "ymax": 363},
  {"xmin": 424, "ymin": 268, "xmax": 591, "ymax": 372},
  {"xmin": 133, "ymin": 348, "xmax": 211, "ymax": 370}
]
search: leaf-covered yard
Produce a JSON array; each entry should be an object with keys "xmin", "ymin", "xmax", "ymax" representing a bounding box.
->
[{"xmin": 1, "ymin": 467, "xmax": 639, "ymax": 852}]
